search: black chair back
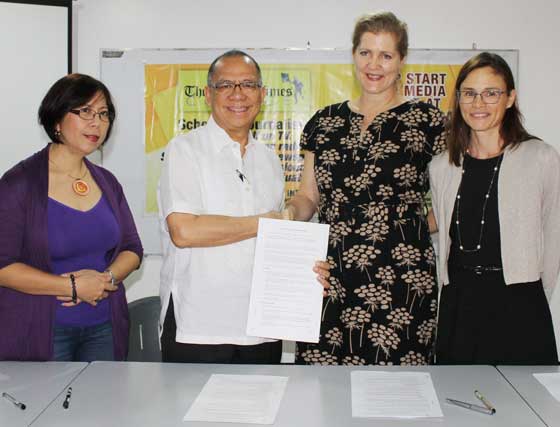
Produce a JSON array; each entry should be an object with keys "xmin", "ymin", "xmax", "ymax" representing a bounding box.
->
[{"xmin": 128, "ymin": 296, "xmax": 162, "ymax": 362}]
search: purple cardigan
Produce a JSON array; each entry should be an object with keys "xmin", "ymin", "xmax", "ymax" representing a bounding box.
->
[{"xmin": 0, "ymin": 145, "xmax": 143, "ymax": 361}]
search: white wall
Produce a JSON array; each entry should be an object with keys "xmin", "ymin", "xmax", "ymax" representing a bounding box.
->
[
  {"xmin": 0, "ymin": 2, "xmax": 68, "ymax": 175},
  {"xmin": 72, "ymin": 0, "xmax": 560, "ymax": 350}
]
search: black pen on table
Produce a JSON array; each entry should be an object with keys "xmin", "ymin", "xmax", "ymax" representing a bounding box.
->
[
  {"xmin": 62, "ymin": 387, "xmax": 72, "ymax": 409},
  {"xmin": 2, "ymin": 391, "xmax": 26, "ymax": 410},
  {"xmin": 445, "ymin": 397, "xmax": 495, "ymax": 415},
  {"xmin": 474, "ymin": 389, "xmax": 496, "ymax": 414}
]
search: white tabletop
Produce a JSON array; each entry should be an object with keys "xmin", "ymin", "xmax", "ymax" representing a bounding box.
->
[
  {"xmin": 497, "ymin": 365, "xmax": 560, "ymax": 427},
  {"xmin": 34, "ymin": 362, "xmax": 544, "ymax": 427},
  {"xmin": 0, "ymin": 362, "xmax": 87, "ymax": 427}
]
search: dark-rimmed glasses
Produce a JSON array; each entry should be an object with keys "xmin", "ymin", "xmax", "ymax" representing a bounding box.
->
[
  {"xmin": 209, "ymin": 80, "xmax": 262, "ymax": 95},
  {"xmin": 70, "ymin": 107, "xmax": 113, "ymax": 122},
  {"xmin": 457, "ymin": 89, "xmax": 506, "ymax": 104}
]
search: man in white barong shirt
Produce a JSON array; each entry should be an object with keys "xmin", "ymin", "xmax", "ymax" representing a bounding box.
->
[{"xmin": 158, "ymin": 50, "xmax": 328, "ymax": 363}]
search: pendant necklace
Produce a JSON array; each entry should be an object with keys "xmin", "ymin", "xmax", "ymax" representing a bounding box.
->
[
  {"xmin": 49, "ymin": 158, "xmax": 90, "ymax": 196},
  {"xmin": 454, "ymin": 152, "xmax": 503, "ymax": 252}
]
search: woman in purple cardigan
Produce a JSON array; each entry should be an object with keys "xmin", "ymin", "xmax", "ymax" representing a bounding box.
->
[{"xmin": 0, "ymin": 74, "xmax": 143, "ymax": 361}]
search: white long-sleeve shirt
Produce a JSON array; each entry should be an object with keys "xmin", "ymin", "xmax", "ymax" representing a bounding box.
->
[{"xmin": 157, "ymin": 116, "xmax": 285, "ymax": 344}]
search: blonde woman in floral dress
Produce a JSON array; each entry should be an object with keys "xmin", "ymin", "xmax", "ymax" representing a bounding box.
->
[{"xmin": 283, "ymin": 12, "xmax": 446, "ymax": 365}]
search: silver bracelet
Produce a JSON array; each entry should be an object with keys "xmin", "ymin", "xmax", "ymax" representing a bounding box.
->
[{"xmin": 105, "ymin": 269, "xmax": 116, "ymax": 286}]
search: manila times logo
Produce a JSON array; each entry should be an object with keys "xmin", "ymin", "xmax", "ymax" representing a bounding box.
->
[{"xmin": 181, "ymin": 71, "xmax": 308, "ymax": 111}]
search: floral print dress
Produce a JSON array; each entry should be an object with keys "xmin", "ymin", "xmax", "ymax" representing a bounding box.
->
[{"xmin": 295, "ymin": 100, "xmax": 446, "ymax": 366}]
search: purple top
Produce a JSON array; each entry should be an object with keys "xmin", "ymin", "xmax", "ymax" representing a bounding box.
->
[
  {"xmin": 0, "ymin": 144, "xmax": 143, "ymax": 361},
  {"xmin": 49, "ymin": 195, "xmax": 118, "ymax": 327}
]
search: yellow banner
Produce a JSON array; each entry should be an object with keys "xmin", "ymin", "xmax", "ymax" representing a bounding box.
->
[{"xmin": 145, "ymin": 62, "xmax": 462, "ymax": 214}]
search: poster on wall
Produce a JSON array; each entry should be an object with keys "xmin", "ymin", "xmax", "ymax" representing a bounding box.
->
[
  {"xmin": 101, "ymin": 48, "xmax": 517, "ymax": 254},
  {"xmin": 144, "ymin": 49, "xmax": 517, "ymax": 214},
  {"xmin": 145, "ymin": 61, "xmax": 356, "ymax": 214}
]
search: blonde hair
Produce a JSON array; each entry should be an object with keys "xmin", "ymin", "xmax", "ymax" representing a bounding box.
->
[{"xmin": 352, "ymin": 11, "xmax": 408, "ymax": 58}]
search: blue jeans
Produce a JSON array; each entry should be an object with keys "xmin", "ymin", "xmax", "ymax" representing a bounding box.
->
[{"xmin": 53, "ymin": 321, "xmax": 114, "ymax": 362}]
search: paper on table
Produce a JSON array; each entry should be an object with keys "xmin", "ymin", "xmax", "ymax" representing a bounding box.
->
[
  {"xmin": 184, "ymin": 374, "xmax": 289, "ymax": 424},
  {"xmin": 351, "ymin": 371, "xmax": 444, "ymax": 418},
  {"xmin": 533, "ymin": 373, "xmax": 560, "ymax": 402},
  {"xmin": 0, "ymin": 372, "xmax": 8, "ymax": 381},
  {"xmin": 246, "ymin": 218, "xmax": 329, "ymax": 343}
]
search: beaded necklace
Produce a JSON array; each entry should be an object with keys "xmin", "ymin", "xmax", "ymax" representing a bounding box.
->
[{"xmin": 454, "ymin": 152, "xmax": 504, "ymax": 252}]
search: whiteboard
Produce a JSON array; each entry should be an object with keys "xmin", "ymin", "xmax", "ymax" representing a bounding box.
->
[
  {"xmin": 100, "ymin": 48, "xmax": 517, "ymax": 255},
  {"xmin": 0, "ymin": 0, "xmax": 71, "ymax": 176}
]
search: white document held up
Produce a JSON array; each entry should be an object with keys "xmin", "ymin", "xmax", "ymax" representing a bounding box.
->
[
  {"xmin": 533, "ymin": 373, "xmax": 560, "ymax": 402},
  {"xmin": 247, "ymin": 218, "xmax": 329, "ymax": 343},
  {"xmin": 351, "ymin": 371, "xmax": 444, "ymax": 418},
  {"xmin": 184, "ymin": 374, "xmax": 289, "ymax": 424}
]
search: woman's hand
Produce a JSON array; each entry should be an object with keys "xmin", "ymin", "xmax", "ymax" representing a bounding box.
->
[
  {"xmin": 56, "ymin": 295, "xmax": 82, "ymax": 307},
  {"xmin": 59, "ymin": 272, "xmax": 83, "ymax": 306},
  {"xmin": 313, "ymin": 260, "xmax": 331, "ymax": 297},
  {"xmin": 56, "ymin": 291, "xmax": 108, "ymax": 307},
  {"xmin": 427, "ymin": 209, "xmax": 438, "ymax": 234},
  {"xmin": 62, "ymin": 269, "xmax": 117, "ymax": 306},
  {"xmin": 281, "ymin": 206, "xmax": 295, "ymax": 221}
]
